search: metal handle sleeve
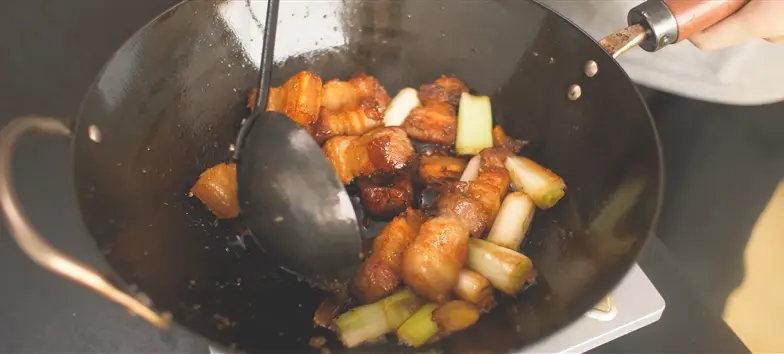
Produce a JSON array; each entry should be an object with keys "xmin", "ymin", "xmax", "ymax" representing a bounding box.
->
[{"xmin": 629, "ymin": 0, "xmax": 749, "ymax": 52}]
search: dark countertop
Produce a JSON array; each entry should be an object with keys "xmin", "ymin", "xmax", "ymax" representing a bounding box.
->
[
  {"xmin": 592, "ymin": 238, "xmax": 749, "ymax": 354},
  {"xmin": 0, "ymin": 1, "xmax": 749, "ymax": 353}
]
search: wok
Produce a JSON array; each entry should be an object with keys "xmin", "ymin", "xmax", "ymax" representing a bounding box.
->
[{"xmin": 4, "ymin": 0, "xmax": 728, "ymax": 351}]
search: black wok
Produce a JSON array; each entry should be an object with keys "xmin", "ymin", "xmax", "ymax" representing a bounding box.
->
[{"xmin": 6, "ymin": 0, "xmax": 738, "ymax": 352}]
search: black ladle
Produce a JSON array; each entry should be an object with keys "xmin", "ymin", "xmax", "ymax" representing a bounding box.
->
[{"xmin": 233, "ymin": 0, "xmax": 362, "ymax": 284}]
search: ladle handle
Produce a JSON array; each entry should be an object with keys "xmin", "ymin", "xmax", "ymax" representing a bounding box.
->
[
  {"xmin": 628, "ymin": 0, "xmax": 750, "ymax": 52},
  {"xmin": 232, "ymin": 0, "xmax": 280, "ymax": 160},
  {"xmin": 0, "ymin": 116, "xmax": 171, "ymax": 330}
]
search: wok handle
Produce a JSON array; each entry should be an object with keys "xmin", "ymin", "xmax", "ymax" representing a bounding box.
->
[
  {"xmin": 0, "ymin": 116, "xmax": 171, "ymax": 329},
  {"xmin": 664, "ymin": 0, "xmax": 750, "ymax": 42},
  {"xmin": 628, "ymin": 0, "xmax": 750, "ymax": 52}
]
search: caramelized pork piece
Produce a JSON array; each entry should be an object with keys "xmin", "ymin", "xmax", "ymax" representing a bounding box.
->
[
  {"xmin": 402, "ymin": 215, "xmax": 469, "ymax": 303},
  {"xmin": 322, "ymin": 79, "xmax": 361, "ymax": 112},
  {"xmin": 448, "ymin": 149, "xmax": 512, "ymax": 232},
  {"xmin": 473, "ymin": 150, "xmax": 513, "ymax": 223},
  {"xmin": 402, "ymin": 101, "xmax": 457, "ymax": 145},
  {"xmin": 349, "ymin": 73, "xmax": 391, "ymax": 110},
  {"xmin": 313, "ymin": 75, "xmax": 390, "ymax": 142},
  {"xmin": 247, "ymin": 87, "xmax": 258, "ymax": 111},
  {"xmin": 492, "ymin": 126, "xmax": 527, "ymax": 154},
  {"xmin": 353, "ymin": 209, "xmax": 424, "ymax": 303},
  {"xmin": 479, "ymin": 147, "xmax": 514, "ymax": 172},
  {"xmin": 248, "ymin": 86, "xmax": 285, "ymax": 113},
  {"xmin": 474, "ymin": 168, "xmax": 511, "ymax": 194},
  {"xmin": 312, "ymin": 101, "xmax": 384, "ymax": 143},
  {"xmin": 190, "ymin": 163, "xmax": 239, "ymax": 219},
  {"xmin": 266, "ymin": 87, "xmax": 285, "ymax": 112},
  {"xmin": 418, "ymin": 184, "xmax": 443, "ymax": 212},
  {"xmin": 419, "ymin": 143, "xmax": 455, "ymax": 157},
  {"xmin": 436, "ymin": 183, "xmax": 490, "ymax": 238},
  {"xmin": 418, "ymin": 75, "xmax": 469, "ymax": 107},
  {"xmin": 323, "ymin": 136, "xmax": 356, "ymax": 184},
  {"xmin": 466, "ymin": 170, "xmax": 510, "ymax": 224},
  {"xmin": 313, "ymin": 295, "xmax": 349, "ymax": 328},
  {"xmin": 418, "ymin": 156, "xmax": 467, "ymax": 185},
  {"xmin": 357, "ymin": 172, "xmax": 414, "ymax": 219},
  {"xmin": 264, "ymin": 70, "xmax": 323, "ymax": 126},
  {"xmin": 323, "ymin": 127, "xmax": 416, "ymax": 184},
  {"xmin": 437, "ymin": 165, "xmax": 510, "ymax": 237},
  {"xmin": 357, "ymin": 127, "xmax": 416, "ymax": 173}
]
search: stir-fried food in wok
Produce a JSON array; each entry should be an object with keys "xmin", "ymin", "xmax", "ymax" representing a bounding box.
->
[
  {"xmin": 312, "ymin": 74, "xmax": 390, "ymax": 143},
  {"xmin": 189, "ymin": 70, "xmax": 566, "ymax": 349},
  {"xmin": 352, "ymin": 208, "xmax": 423, "ymax": 303},
  {"xmin": 322, "ymin": 127, "xmax": 416, "ymax": 184},
  {"xmin": 190, "ymin": 162, "xmax": 239, "ymax": 219},
  {"xmin": 357, "ymin": 172, "xmax": 414, "ymax": 220},
  {"xmin": 402, "ymin": 101, "xmax": 457, "ymax": 145},
  {"xmin": 418, "ymin": 156, "xmax": 467, "ymax": 185}
]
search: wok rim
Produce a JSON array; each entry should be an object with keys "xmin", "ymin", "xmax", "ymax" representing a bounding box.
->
[{"xmin": 68, "ymin": 0, "xmax": 666, "ymax": 351}]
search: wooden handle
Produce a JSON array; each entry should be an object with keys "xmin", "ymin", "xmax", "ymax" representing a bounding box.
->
[{"xmin": 663, "ymin": 0, "xmax": 750, "ymax": 42}]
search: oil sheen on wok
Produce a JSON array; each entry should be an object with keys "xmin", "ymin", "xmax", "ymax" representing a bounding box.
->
[{"xmin": 189, "ymin": 71, "xmax": 566, "ymax": 349}]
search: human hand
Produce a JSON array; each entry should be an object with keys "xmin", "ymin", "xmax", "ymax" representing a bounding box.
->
[{"xmin": 689, "ymin": 0, "xmax": 784, "ymax": 50}]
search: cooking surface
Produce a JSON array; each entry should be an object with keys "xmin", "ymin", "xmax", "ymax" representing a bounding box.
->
[{"xmin": 0, "ymin": 0, "xmax": 748, "ymax": 352}]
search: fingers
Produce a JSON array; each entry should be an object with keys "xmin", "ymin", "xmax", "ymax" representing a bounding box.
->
[
  {"xmin": 765, "ymin": 35, "xmax": 784, "ymax": 44},
  {"xmin": 687, "ymin": 0, "xmax": 784, "ymax": 50}
]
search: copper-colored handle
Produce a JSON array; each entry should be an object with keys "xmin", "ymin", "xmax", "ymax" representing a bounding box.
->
[
  {"xmin": 0, "ymin": 116, "xmax": 171, "ymax": 330},
  {"xmin": 607, "ymin": 0, "xmax": 751, "ymax": 56},
  {"xmin": 663, "ymin": 0, "xmax": 750, "ymax": 42}
]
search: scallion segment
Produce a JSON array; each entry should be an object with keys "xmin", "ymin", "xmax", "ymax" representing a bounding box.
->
[
  {"xmin": 384, "ymin": 88, "xmax": 421, "ymax": 127},
  {"xmin": 504, "ymin": 156, "xmax": 566, "ymax": 209},
  {"xmin": 460, "ymin": 155, "xmax": 482, "ymax": 182},
  {"xmin": 486, "ymin": 192, "xmax": 535, "ymax": 250},
  {"xmin": 432, "ymin": 300, "xmax": 481, "ymax": 333},
  {"xmin": 454, "ymin": 270, "xmax": 495, "ymax": 310},
  {"xmin": 396, "ymin": 303, "xmax": 439, "ymax": 348},
  {"xmin": 456, "ymin": 93, "xmax": 494, "ymax": 155},
  {"xmin": 334, "ymin": 288, "xmax": 422, "ymax": 348},
  {"xmin": 467, "ymin": 238, "xmax": 535, "ymax": 295}
]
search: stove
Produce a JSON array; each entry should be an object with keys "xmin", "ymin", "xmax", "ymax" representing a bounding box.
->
[
  {"xmin": 210, "ymin": 264, "xmax": 663, "ymax": 354},
  {"xmin": 523, "ymin": 264, "xmax": 665, "ymax": 353}
]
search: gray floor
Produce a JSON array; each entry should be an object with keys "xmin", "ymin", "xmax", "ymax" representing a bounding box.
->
[{"xmin": 641, "ymin": 86, "xmax": 784, "ymax": 315}]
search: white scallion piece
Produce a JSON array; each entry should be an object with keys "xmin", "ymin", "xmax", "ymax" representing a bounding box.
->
[
  {"xmin": 486, "ymin": 192, "xmax": 535, "ymax": 250},
  {"xmin": 333, "ymin": 288, "xmax": 422, "ymax": 348},
  {"xmin": 384, "ymin": 87, "xmax": 421, "ymax": 127},
  {"xmin": 453, "ymin": 269, "xmax": 494, "ymax": 310},
  {"xmin": 504, "ymin": 156, "xmax": 566, "ymax": 209},
  {"xmin": 467, "ymin": 238, "xmax": 535, "ymax": 295},
  {"xmin": 460, "ymin": 155, "xmax": 482, "ymax": 181}
]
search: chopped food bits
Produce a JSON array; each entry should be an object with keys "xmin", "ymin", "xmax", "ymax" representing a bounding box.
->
[
  {"xmin": 456, "ymin": 93, "xmax": 494, "ymax": 155},
  {"xmin": 384, "ymin": 88, "xmax": 421, "ymax": 127},
  {"xmin": 190, "ymin": 163, "xmax": 239, "ymax": 219},
  {"xmin": 193, "ymin": 71, "xmax": 567, "ymax": 350}
]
